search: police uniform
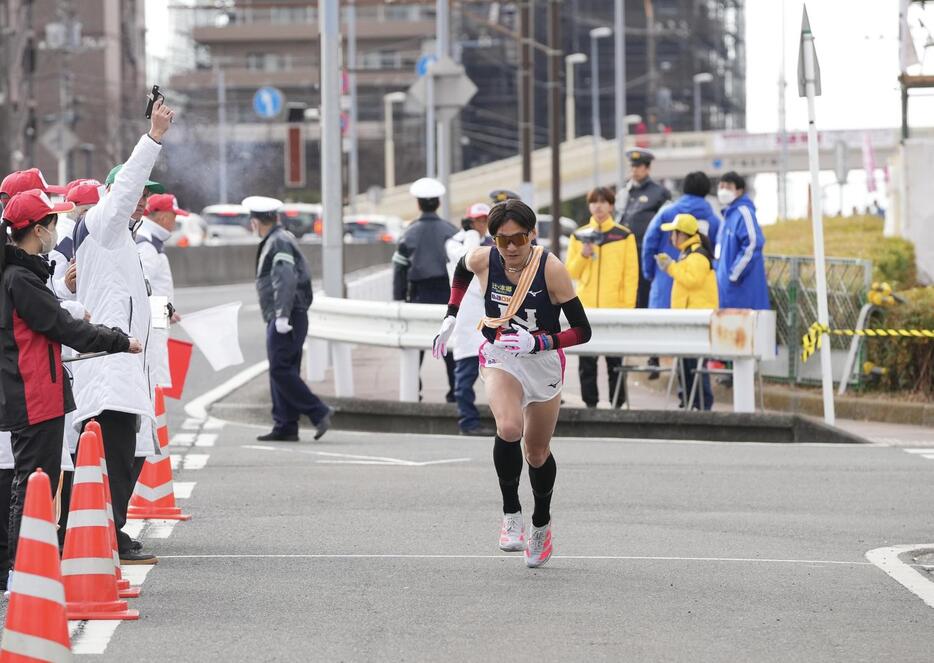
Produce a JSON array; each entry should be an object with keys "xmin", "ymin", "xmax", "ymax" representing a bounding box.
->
[
  {"xmin": 392, "ymin": 178, "xmax": 457, "ymax": 399},
  {"xmin": 246, "ymin": 196, "xmax": 331, "ymax": 441},
  {"xmin": 618, "ymin": 149, "xmax": 671, "ymax": 308}
]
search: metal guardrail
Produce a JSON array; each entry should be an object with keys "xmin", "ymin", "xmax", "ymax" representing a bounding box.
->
[{"xmin": 306, "ymin": 297, "xmax": 776, "ymax": 413}]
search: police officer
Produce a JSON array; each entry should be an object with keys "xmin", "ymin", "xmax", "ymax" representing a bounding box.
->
[
  {"xmin": 618, "ymin": 149, "xmax": 671, "ymax": 309},
  {"xmin": 392, "ymin": 178, "xmax": 457, "ymax": 401},
  {"xmin": 245, "ymin": 196, "xmax": 332, "ymax": 442},
  {"xmin": 489, "ymin": 189, "xmax": 521, "ymax": 204}
]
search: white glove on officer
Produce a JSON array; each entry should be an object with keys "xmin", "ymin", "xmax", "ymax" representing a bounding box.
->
[
  {"xmin": 654, "ymin": 253, "xmax": 673, "ymax": 271},
  {"xmin": 274, "ymin": 317, "xmax": 293, "ymax": 334},
  {"xmin": 432, "ymin": 315, "xmax": 456, "ymax": 359},
  {"xmin": 493, "ymin": 326, "xmax": 537, "ymax": 356}
]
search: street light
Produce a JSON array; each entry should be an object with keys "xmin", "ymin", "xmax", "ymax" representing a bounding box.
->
[
  {"xmin": 693, "ymin": 72, "xmax": 714, "ymax": 132},
  {"xmin": 590, "ymin": 26, "xmax": 612, "ymax": 189},
  {"xmin": 565, "ymin": 53, "xmax": 588, "ymax": 141},
  {"xmin": 383, "ymin": 91, "xmax": 407, "ymax": 189}
]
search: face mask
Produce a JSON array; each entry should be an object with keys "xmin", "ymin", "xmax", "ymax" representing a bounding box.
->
[
  {"xmin": 38, "ymin": 225, "xmax": 58, "ymax": 254},
  {"xmin": 717, "ymin": 188, "xmax": 737, "ymax": 206}
]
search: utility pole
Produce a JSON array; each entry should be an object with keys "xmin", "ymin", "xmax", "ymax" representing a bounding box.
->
[
  {"xmin": 55, "ymin": 0, "xmax": 75, "ymax": 186},
  {"xmin": 215, "ymin": 63, "xmax": 228, "ymax": 204},
  {"xmin": 547, "ymin": 0, "xmax": 562, "ymax": 256},
  {"xmin": 347, "ymin": 0, "xmax": 359, "ymax": 213},
  {"xmin": 643, "ymin": 0, "xmax": 656, "ymax": 130},
  {"xmin": 436, "ymin": 0, "xmax": 452, "ymax": 221},
  {"xmin": 320, "ymin": 0, "xmax": 344, "ymax": 297},
  {"xmin": 614, "ymin": 0, "xmax": 627, "ymax": 197},
  {"xmin": 777, "ymin": 0, "xmax": 788, "ymax": 221},
  {"xmin": 518, "ymin": 0, "xmax": 533, "ymax": 205}
]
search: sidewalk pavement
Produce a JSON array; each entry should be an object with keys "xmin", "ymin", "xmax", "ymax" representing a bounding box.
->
[{"xmin": 299, "ymin": 345, "xmax": 933, "ymax": 445}]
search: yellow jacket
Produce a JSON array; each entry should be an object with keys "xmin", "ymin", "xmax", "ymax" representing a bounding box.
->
[
  {"xmin": 566, "ymin": 217, "xmax": 638, "ymax": 308},
  {"xmin": 666, "ymin": 235, "xmax": 719, "ymax": 309}
]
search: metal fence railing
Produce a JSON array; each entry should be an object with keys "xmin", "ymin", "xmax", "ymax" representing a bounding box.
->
[{"xmin": 764, "ymin": 255, "xmax": 873, "ymax": 384}]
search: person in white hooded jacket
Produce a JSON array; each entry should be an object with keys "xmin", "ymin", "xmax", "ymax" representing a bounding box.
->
[
  {"xmin": 444, "ymin": 203, "xmax": 494, "ymax": 435},
  {"xmin": 71, "ymin": 100, "xmax": 176, "ymax": 564}
]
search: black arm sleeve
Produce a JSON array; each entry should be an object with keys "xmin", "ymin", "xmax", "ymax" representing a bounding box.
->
[
  {"xmin": 446, "ymin": 255, "xmax": 475, "ymax": 318},
  {"xmin": 12, "ymin": 271, "xmax": 130, "ymax": 354},
  {"xmin": 546, "ymin": 296, "xmax": 592, "ymax": 349}
]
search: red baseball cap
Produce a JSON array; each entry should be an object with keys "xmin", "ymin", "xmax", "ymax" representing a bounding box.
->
[
  {"xmin": 65, "ymin": 179, "xmax": 103, "ymax": 206},
  {"xmin": 0, "ymin": 168, "xmax": 66, "ymax": 198},
  {"xmin": 466, "ymin": 203, "xmax": 491, "ymax": 219},
  {"xmin": 145, "ymin": 193, "xmax": 189, "ymax": 217},
  {"xmin": 1, "ymin": 189, "xmax": 75, "ymax": 231}
]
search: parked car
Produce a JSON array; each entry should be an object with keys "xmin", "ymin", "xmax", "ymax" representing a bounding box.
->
[
  {"xmin": 535, "ymin": 214, "xmax": 578, "ymax": 250},
  {"xmin": 201, "ymin": 204, "xmax": 254, "ymax": 243},
  {"xmin": 279, "ymin": 203, "xmax": 322, "ymax": 238},
  {"xmin": 166, "ymin": 212, "xmax": 209, "ymax": 247},
  {"xmin": 343, "ymin": 214, "xmax": 404, "ymax": 244}
]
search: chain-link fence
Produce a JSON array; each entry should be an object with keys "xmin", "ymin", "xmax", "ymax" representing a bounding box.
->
[{"xmin": 765, "ymin": 255, "xmax": 872, "ymax": 384}]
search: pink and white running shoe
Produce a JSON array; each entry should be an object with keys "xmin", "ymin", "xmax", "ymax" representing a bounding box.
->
[
  {"xmin": 524, "ymin": 521, "xmax": 553, "ymax": 568},
  {"xmin": 499, "ymin": 512, "xmax": 526, "ymax": 552}
]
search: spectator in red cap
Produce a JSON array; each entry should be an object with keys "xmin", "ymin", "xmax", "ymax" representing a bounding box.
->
[
  {"xmin": 0, "ymin": 168, "xmax": 66, "ymax": 202},
  {"xmin": 0, "ymin": 189, "xmax": 141, "ymax": 582},
  {"xmin": 48, "ymin": 179, "xmax": 103, "ymax": 304},
  {"xmin": 138, "ymin": 193, "xmax": 188, "ymax": 388}
]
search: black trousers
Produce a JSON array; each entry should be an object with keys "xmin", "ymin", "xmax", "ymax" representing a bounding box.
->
[
  {"xmin": 579, "ymin": 356, "xmax": 627, "ymax": 407},
  {"xmin": 8, "ymin": 416, "xmax": 64, "ymax": 567},
  {"xmin": 409, "ymin": 277, "xmax": 456, "ymax": 400},
  {"xmin": 0, "ymin": 468, "xmax": 14, "ymax": 580},
  {"xmin": 267, "ymin": 309, "xmax": 330, "ymax": 434},
  {"xmin": 80, "ymin": 410, "xmax": 137, "ymax": 554}
]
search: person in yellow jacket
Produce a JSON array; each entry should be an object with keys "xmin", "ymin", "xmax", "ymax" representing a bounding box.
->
[
  {"xmin": 566, "ymin": 187, "xmax": 638, "ymax": 408},
  {"xmin": 655, "ymin": 213, "xmax": 718, "ymax": 409}
]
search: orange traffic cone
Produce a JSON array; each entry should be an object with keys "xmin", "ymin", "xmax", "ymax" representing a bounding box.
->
[
  {"xmin": 85, "ymin": 421, "xmax": 141, "ymax": 599},
  {"xmin": 0, "ymin": 468, "xmax": 72, "ymax": 661},
  {"xmin": 61, "ymin": 431, "xmax": 138, "ymax": 620},
  {"xmin": 128, "ymin": 387, "xmax": 191, "ymax": 521}
]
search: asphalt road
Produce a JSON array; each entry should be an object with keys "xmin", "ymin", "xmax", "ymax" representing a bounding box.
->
[{"xmin": 57, "ymin": 282, "xmax": 934, "ymax": 661}]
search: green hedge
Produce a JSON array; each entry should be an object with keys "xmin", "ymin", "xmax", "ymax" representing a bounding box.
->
[
  {"xmin": 864, "ymin": 287, "xmax": 934, "ymax": 397},
  {"xmin": 763, "ymin": 216, "xmax": 917, "ymax": 288}
]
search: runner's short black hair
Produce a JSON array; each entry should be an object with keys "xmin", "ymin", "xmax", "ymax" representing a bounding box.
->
[
  {"xmin": 720, "ymin": 171, "xmax": 746, "ymax": 191},
  {"xmin": 682, "ymin": 171, "xmax": 711, "ymax": 197},
  {"xmin": 488, "ymin": 199, "xmax": 537, "ymax": 235}
]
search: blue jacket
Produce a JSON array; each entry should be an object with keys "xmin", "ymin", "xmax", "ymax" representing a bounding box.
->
[
  {"xmin": 641, "ymin": 195, "xmax": 719, "ymax": 309},
  {"xmin": 715, "ymin": 194, "xmax": 770, "ymax": 310}
]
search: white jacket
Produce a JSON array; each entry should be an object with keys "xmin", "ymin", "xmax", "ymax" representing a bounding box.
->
[
  {"xmin": 72, "ymin": 134, "xmax": 160, "ymax": 456},
  {"xmin": 445, "ymin": 229, "xmax": 487, "ymax": 361},
  {"xmin": 136, "ymin": 218, "xmax": 174, "ymax": 388}
]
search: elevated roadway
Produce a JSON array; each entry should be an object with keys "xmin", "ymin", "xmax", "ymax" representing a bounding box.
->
[{"xmin": 360, "ymin": 128, "xmax": 931, "ymax": 220}]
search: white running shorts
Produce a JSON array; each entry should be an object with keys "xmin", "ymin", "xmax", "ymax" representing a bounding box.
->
[{"xmin": 478, "ymin": 341, "xmax": 566, "ymax": 408}]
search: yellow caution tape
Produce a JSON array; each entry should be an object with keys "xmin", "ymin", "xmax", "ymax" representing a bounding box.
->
[{"xmin": 801, "ymin": 322, "xmax": 934, "ymax": 363}]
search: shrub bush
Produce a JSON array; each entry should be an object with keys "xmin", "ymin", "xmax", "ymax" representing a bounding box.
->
[{"xmin": 864, "ymin": 286, "xmax": 934, "ymax": 397}]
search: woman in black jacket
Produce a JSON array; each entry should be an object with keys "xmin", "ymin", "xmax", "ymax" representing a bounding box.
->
[{"xmin": 0, "ymin": 189, "xmax": 141, "ymax": 574}]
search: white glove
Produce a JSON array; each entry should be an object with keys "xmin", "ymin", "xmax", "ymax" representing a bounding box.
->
[
  {"xmin": 274, "ymin": 317, "xmax": 293, "ymax": 334},
  {"xmin": 654, "ymin": 253, "xmax": 673, "ymax": 271},
  {"xmin": 493, "ymin": 326, "xmax": 537, "ymax": 356},
  {"xmin": 432, "ymin": 315, "xmax": 456, "ymax": 359}
]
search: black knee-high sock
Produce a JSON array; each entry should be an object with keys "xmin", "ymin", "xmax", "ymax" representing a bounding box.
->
[
  {"xmin": 528, "ymin": 453, "xmax": 556, "ymax": 528},
  {"xmin": 493, "ymin": 435, "xmax": 523, "ymax": 514}
]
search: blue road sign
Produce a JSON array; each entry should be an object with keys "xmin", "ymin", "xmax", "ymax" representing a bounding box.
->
[
  {"xmin": 416, "ymin": 54, "xmax": 437, "ymax": 77},
  {"xmin": 253, "ymin": 87, "xmax": 284, "ymax": 119}
]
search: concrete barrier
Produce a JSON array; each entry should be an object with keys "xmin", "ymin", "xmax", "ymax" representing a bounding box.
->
[{"xmin": 166, "ymin": 243, "xmax": 396, "ymax": 287}]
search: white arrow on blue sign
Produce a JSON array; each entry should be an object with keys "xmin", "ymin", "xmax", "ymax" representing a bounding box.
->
[
  {"xmin": 253, "ymin": 86, "xmax": 284, "ymax": 119},
  {"xmin": 416, "ymin": 54, "xmax": 437, "ymax": 78}
]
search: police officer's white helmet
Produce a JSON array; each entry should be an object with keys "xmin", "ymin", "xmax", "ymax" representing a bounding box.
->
[
  {"xmin": 409, "ymin": 178, "xmax": 446, "ymax": 199},
  {"xmin": 241, "ymin": 196, "xmax": 284, "ymax": 214}
]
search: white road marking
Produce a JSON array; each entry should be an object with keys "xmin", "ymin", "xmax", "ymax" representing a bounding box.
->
[
  {"xmin": 120, "ymin": 565, "xmax": 155, "ymax": 586},
  {"xmin": 241, "ymin": 445, "xmax": 470, "ymax": 467},
  {"xmin": 147, "ymin": 519, "xmax": 178, "ymax": 539},
  {"xmin": 866, "ymin": 544, "xmax": 934, "ymax": 609},
  {"xmin": 174, "ymin": 481, "xmax": 196, "ymax": 499},
  {"xmin": 202, "ymin": 417, "xmax": 226, "ymax": 430},
  {"xmin": 922, "ymin": 454, "xmax": 934, "ymax": 460},
  {"xmin": 170, "ymin": 433, "xmax": 196, "ymax": 447},
  {"xmin": 185, "ymin": 360, "xmax": 269, "ymax": 420},
  {"xmin": 181, "ymin": 418, "xmax": 203, "ymax": 430},
  {"xmin": 183, "ymin": 454, "xmax": 210, "ymax": 470},
  {"xmin": 902, "ymin": 448, "xmax": 934, "ymax": 454},
  {"xmin": 157, "ymin": 553, "xmax": 874, "ymax": 566},
  {"xmin": 195, "ymin": 433, "xmax": 217, "ymax": 447},
  {"xmin": 69, "ymin": 620, "xmax": 122, "ymax": 654}
]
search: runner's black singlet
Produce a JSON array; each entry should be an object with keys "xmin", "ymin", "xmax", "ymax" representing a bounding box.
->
[{"xmin": 482, "ymin": 248, "xmax": 561, "ymax": 343}]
